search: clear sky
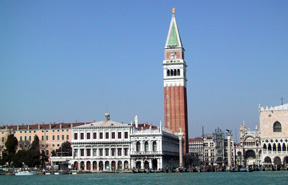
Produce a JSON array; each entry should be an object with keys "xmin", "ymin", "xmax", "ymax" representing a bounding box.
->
[{"xmin": 1, "ymin": 0, "xmax": 287, "ymax": 140}]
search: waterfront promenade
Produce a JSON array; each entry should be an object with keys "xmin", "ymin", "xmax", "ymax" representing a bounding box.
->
[{"xmin": 1, "ymin": 171, "xmax": 288, "ymax": 185}]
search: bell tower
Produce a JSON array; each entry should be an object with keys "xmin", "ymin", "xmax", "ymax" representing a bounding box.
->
[{"xmin": 163, "ymin": 8, "xmax": 189, "ymax": 154}]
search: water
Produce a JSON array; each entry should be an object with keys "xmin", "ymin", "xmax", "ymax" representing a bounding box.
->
[{"xmin": 1, "ymin": 171, "xmax": 288, "ymax": 185}]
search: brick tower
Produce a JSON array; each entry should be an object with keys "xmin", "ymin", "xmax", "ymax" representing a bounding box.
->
[{"xmin": 163, "ymin": 9, "xmax": 189, "ymax": 154}]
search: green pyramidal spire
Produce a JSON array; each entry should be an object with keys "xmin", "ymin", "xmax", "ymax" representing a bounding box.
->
[{"xmin": 165, "ymin": 9, "xmax": 183, "ymax": 48}]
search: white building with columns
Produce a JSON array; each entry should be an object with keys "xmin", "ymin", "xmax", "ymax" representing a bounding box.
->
[{"xmin": 68, "ymin": 113, "xmax": 180, "ymax": 171}]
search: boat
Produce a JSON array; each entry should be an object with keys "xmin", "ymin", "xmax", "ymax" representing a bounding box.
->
[
  {"xmin": 15, "ymin": 171, "xmax": 37, "ymax": 176},
  {"xmin": 132, "ymin": 169, "xmax": 138, "ymax": 173},
  {"xmin": 54, "ymin": 172, "xmax": 60, "ymax": 175}
]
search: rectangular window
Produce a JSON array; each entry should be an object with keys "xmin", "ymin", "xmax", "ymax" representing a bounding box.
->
[
  {"xmin": 111, "ymin": 148, "xmax": 115, "ymax": 156},
  {"xmin": 20, "ymin": 136, "xmax": 22, "ymax": 141},
  {"xmin": 57, "ymin": 135, "xmax": 59, "ymax": 140},
  {"xmin": 118, "ymin": 132, "xmax": 121, "ymax": 139},
  {"xmin": 81, "ymin": 133, "xmax": 84, "ymax": 140},
  {"xmin": 124, "ymin": 132, "xmax": 128, "ymax": 139},
  {"xmin": 80, "ymin": 149, "xmax": 84, "ymax": 156},
  {"xmin": 67, "ymin": 135, "xmax": 69, "ymax": 140},
  {"xmin": 24, "ymin": 136, "xmax": 27, "ymax": 141},
  {"xmin": 87, "ymin": 149, "xmax": 91, "ymax": 156},
  {"xmin": 118, "ymin": 148, "xmax": 122, "ymax": 156},
  {"xmin": 99, "ymin": 148, "xmax": 103, "ymax": 156},
  {"xmin": 46, "ymin": 135, "xmax": 48, "ymax": 140},
  {"xmin": 93, "ymin": 133, "xmax": 97, "ymax": 139},
  {"xmin": 106, "ymin": 132, "xmax": 109, "ymax": 139},
  {"xmin": 87, "ymin": 133, "xmax": 90, "ymax": 139},
  {"xmin": 100, "ymin": 132, "xmax": 103, "ymax": 139},
  {"xmin": 2, "ymin": 137, "xmax": 4, "ymax": 142},
  {"xmin": 124, "ymin": 148, "xmax": 128, "ymax": 156},
  {"xmin": 112, "ymin": 132, "xmax": 115, "ymax": 139},
  {"xmin": 42, "ymin": 136, "xmax": 44, "ymax": 141},
  {"xmin": 74, "ymin": 133, "xmax": 78, "ymax": 140},
  {"xmin": 93, "ymin": 149, "xmax": 97, "ymax": 156},
  {"xmin": 105, "ymin": 148, "xmax": 109, "ymax": 156},
  {"xmin": 74, "ymin": 149, "xmax": 78, "ymax": 157},
  {"xmin": 62, "ymin": 135, "xmax": 64, "ymax": 140},
  {"xmin": 53, "ymin": 135, "xmax": 55, "ymax": 140}
]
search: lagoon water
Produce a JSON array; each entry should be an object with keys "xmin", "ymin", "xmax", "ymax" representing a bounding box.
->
[{"xmin": 1, "ymin": 171, "xmax": 288, "ymax": 185}]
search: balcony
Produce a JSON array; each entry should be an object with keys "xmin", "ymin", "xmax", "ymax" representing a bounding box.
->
[{"xmin": 130, "ymin": 151, "xmax": 162, "ymax": 155}]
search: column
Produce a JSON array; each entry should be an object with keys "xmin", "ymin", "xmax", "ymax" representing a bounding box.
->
[
  {"xmin": 227, "ymin": 133, "xmax": 233, "ymax": 170},
  {"xmin": 178, "ymin": 132, "xmax": 184, "ymax": 168}
]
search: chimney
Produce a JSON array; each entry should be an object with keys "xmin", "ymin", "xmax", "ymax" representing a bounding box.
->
[
  {"xmin": 49, "ymin": 122, "xmax": 51, "ymax": 129},
  {"xmin": 60, "ymin": 123, "xmax": 62, "ymax": 129},
  {"xmin": 38, "ymin": 124, "xmax": 40, "ymax": 129},
  {"xmin": 71, "ymin": 123, "xmax": 73, "ymax": 128},
  {"xmin": 17, "ymin": 125, "xmax": 19, "ymax": 130},
  {"xmin": 27, "ymin": 124, "xmax": 30, "ymax": 130}
]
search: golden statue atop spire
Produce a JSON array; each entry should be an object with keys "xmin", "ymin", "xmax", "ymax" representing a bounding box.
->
[{"xmin": 172, "ymin": 8, "xmax": 175, "ymax": 14}]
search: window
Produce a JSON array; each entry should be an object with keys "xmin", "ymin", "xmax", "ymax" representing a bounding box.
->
[
  {"xmin": 29, "ymin": 136, "xmax": 31, "ymax": 141},
  {"xmin": 80, "ymin": 133, "xmax": 84, "ymax": 140},
  {"xmin": 99, "ymin": 148, "xmax": 103, "ymax": 156},
  {"xmin": 273, "ymin": 121, "xmax": 282, "ymax": 132},
  {"xmin": 100, "ymin": 132, "xmax": 103, "ymax": 139},
  {"xmin": 105, "ymin": 148, "xmax": 109, "ymax": 156},
  {"xmin": 20, "ymin": 136, "xmax": 22, "ymax": 141},
  {"xmin": 42, "ymin": 136, "xmax": 44, "ymax": 141},
  {"xmin": 53, "ymin": 130, "xmax": 55, "ymax": 132},
  {"xmin": 125, "ymin": 132, "xmax": 128, "ymax": 139},
  {"xmin": 74, "ymin": 149, "xmax": 78, "ymax": 157},
  {"xmin": 106, "ymin": 132, "xmax": 109, "ymax": 139},
  {"xmin": 112, "ymin": 132, "xmax": 115, "ymax": 139},
  {"xmin": 124, "ymin": 148, "xmax": 128, "ymax": 156},
  {"xmin": 118, "ymin": 148, "xmax": 122, "ymax": 156},
  {"xmin": 153, "ymin": 141, "xmax": 157, "ymax": 152},
  {"xmin": 46, "ymin": 136, "xmax": 48, "ymax": 140},
  {"xmin": 118, "ymin": 132, "xmax": 121, "ymax": 139},
  {"xmin": 62, "ymin": 135, "xmax": 64, "ymax": 140},
  {"xmin": 57, "ymin": 135, "xmax": 59, "ymax": 140},
  {"xmin": 87, "ymin": 133, "xmax": 90, "ymax": 139},
  {"xmin": 144, "ymin": 141, "xmax": 148, "ymax": 152},
  {"xmin": 136, "ymin": 141, "xmax": 140, "ymax": 152},
  {"xmin": 24, "ymin": 136, "xmax": 27, "ymax": 141},
  {"xmin": 93, "ymin": 133, "xmax": 97, "ymax": 139},
  {"xmin": 52, "ymin": 144, "xmax": 55, "ymax": 147},
  {"xmin": 53, "ymin": 135, "xmax": 55, "ymax": 140},
  {"xmin": 93, "ymin": 149, "xmax": 97, "ymax": 156},
  {"xmin": 87, "ymin": 149, "xmax": 91, "ymax": 156},
  {"xmin": 1, "ymin": 137, "xmax": 4, "ymax": 142},
  {"xmin": 111, "ymin": 148, "xmax": 115, "ymax": 156},
  {"xmin": 46, "ymin": 150, "xmax": 49, "ymax": 155},
  {"xmin": 66, "ymin": 135, "xmax": 69, "ymax": 140},
  {"xmin": 74, "ymin": 133, "xmax": 78, "ymax": 140},
  {"xmin": 80, "ymin": 149, "xmax": 84, "ymax": 156}
]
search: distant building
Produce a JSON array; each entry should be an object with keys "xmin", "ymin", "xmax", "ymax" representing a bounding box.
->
[
  {"xmin": 259, "ymin": 104, "xmax": 288, "ymax": 166},
  {"xmin": 0, "ymin": 122, "xmax": 86, "ymax": 159},
  {"xmin": 188, "ymin": 138, "xmax": 203, "ymax": 162}
]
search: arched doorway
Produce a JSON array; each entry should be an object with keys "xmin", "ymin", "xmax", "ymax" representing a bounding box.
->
[
  {"xmin": 283, "ymin": 156, "xmax": 288, "ymax": 165},
  {"xmin": 87, "ymin": 161, "xmax": 91, "ymax": 171},
  {"xmin": 152, "ymin": 159, "xmax": 157, "ymax": 170},
  {"xmin": 80, "ymin": 161, "xmax": 85, "ymax": 170},
  {"xmin": 124, "ymin": 161, "xmax": 129, "ymax": 169},
  {"xmin": 105, "ymin": 161, "xmax": 110, "ymax": 171},
  {"xmin": 118, "ymin": 161, "xmax": 122, "ymax": 170},
  {"xmin": 144, "ymin": 161, "xmax": 149, "ymax": 169},
  {"xmin": 136, "ymin": 161, "xmax": 141, "ymax": 169},
  {"xmin": 99, "ymin": 161, "xmax": 103, "ymax": 171},
  {"xmin": 74, "ymin": 161, "xmax": 78, "ymax": 170},
  {"xmin": 274, "ymin": 156, "xmax": 281, "ymax": 166},
  {"xmin": 245, "ymin": 150, "xmax": 256, "ymax": 166},
  {"xmin": 93, "ymin": 161, "xmax": 97, "ymax": 171},
  {"xmin": 264, "ymin": 156, "xmax": 272, "ymax": 163},
  {"xmin": 111, "ymin": 161, "xmax": 116, "ymax": 171}
]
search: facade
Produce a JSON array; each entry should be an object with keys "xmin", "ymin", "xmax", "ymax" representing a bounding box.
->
[
  {"xmin": 237, "ymin": 121, "xmax": 261, "ymax": 166},
  {"xmin": 259, "ymin": 104, "xmax": 288, "ymax": 167},
  {"xmin": 0, "ymin": 122, "xmax": 86, "ymax": 159},
  {"xmin": 188, "ymin": 138, "xmax": 203, "ymax": 162},
  {"xmin": 163, "ymin": 9, "xmax": 189, "ymax": 154},
  {"xmin": 68, "ymin": 113, "xmax": 180, "ymax": 171}
]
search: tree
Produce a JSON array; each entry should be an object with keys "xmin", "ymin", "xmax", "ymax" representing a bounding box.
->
[
  {"xmin": 56, "ymin": 141, "xmax": 72, "ymax": 156},
  {"xmin": 40, "ymin": 150, "xmax": 48, "ymax": 168},
  {"xmin": 28, "ymin": 135, "xmax": 40, "ymax": 167},
  {"xmin": 4, "ymin": 134, "xmax": 18, "ymax": 166}
]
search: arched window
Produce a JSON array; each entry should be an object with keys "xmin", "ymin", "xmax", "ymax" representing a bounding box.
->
[
  {"xmin": 167, "ymin": 70, "xmax": 170, "ymax": 76},
  {"xmin": 283, "ymin": 143, "xmax": 287, "ymax": 151},
  {"xmin": 177, "ymin": 69, "xmax": 180, "ymax": 76},
  {"xmin": 153, "ymin": 141, "xmax": 157, "ymax": 152},
  {"xmin": 268, "ymin": 144, "xmax": 272, "ymax": 151},
  {"xmin": 278, "ymin": 143, "xmax": 281, "ymax": 152},
  {"xmin": 273, "ymin": 121, "xmax": 282, "ymax": 132},
  {"xmin": 174, "ymin": 69, "xmax": 177, "ymax": 76},
  {"xmin": 273, "ymin": 143, "xmax": 276, "ymax": 151},
  {"xmin": 144, "ymin": 141, "xmax": 149, "ymax": 152},
  {"xmin": 263, "ymin": 144, "xmax": 267, "ymax": 150},
  {"xmin": 136, "ymin": 141, "xmax": 140, "ymax": 152}
]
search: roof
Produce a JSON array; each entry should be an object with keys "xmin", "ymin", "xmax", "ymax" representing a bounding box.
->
[
  {"xmin": 0, "ymin": 122, "xmax": 88, "ymax": 130},
  {"xmin": 132, "ymin": 123, "xmax": 158, "ymax": 130},
  {"xmin": 273, "ymin": 103, "xmax": 288, "ymax": 110},
  {"xmin": 165, "ymin": 11, "xmax": 183, "ymax": 48},
  {"xmin": 75, "ymin": 120, "xmax": 129, "ymax": 128},
  {"xmin": 189, "ymin": 138, "xmax": 202, "ymax": 142}
]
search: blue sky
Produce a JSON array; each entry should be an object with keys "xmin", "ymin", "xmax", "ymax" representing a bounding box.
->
[{"xmin": 0, "ymin": 0, "xmax": 287, "ymax": 139}]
